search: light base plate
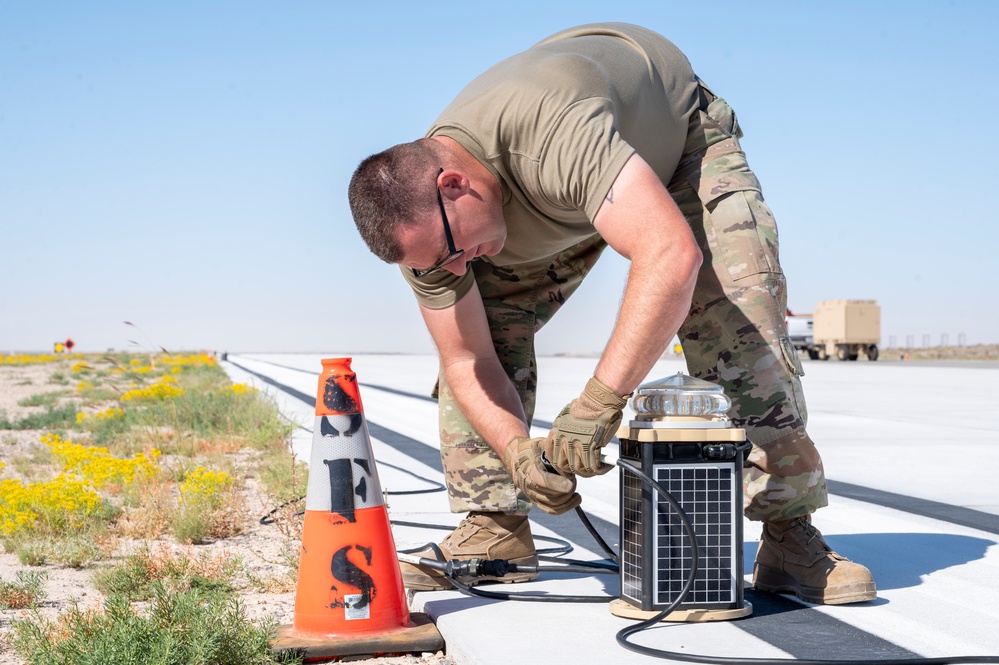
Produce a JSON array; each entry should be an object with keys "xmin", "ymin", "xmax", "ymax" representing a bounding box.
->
[{"xmin": 609, "ymin": 598, "xmax": 753, "ymax": 623}]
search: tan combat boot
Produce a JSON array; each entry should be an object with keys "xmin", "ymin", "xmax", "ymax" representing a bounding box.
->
[
  {"xmin": 399, "ymin": 512, "xmax": 539, "ymax": 591},
  {"xmin": 753, "ymin": 516, "xmax": 876, "ymax": 604}
]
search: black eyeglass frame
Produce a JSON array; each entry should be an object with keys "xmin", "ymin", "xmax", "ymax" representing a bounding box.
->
[{"xmin": 411, "ymin": 169, "xmax": 464, "ymax": 279}]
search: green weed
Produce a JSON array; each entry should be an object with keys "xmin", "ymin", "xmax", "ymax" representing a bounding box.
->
[
  {"xmin": 170, "ymin": 468, "xmax": 245, "ymax": 544},
  {"xmin": 4, "ymin": 527, "xmax": 116, "ymax": 569},
  {"xmin": 75, "ymin": 385, "xmax": 122, "ymax": 405},
  {"xmin": 0, "ymin": 404, "xmax": 78, "ymax": 430},
  {"xmin": 7, "ymin": 446, "xmax": 56, "ymax": 481},
  {"xmin": 47, "ymin": 372, "xmax": 69, "ymax": 385},
  {"xmin": 0, "ymin": 570, "xmax": 48, "ymax": 609},
  {"xmin": 85, "ymin": 411, "xmax": 131, "ymax": 446},
  {"xmin": 256, "ymin": 445, "xmax": 309, "ymax": 506},
  {"xmin": 17, "ymin": 391, "xmax": 67, "ymax": 409},
  {"xmin": 50, "ymin": 533, "xmax": 110, "ymax": 569},
  {"xmin": 135, "ymin": 388, "xmax": 290, "ymax": 450},
  {"xmin": 94, "ymin": 545, "xmax": 243, "ymax": 600},
  {"xmin": 10, "ymin": 538, "xmax": 48, "ymax": 566},
  {"xmin": 11, "ymin": 583, "xmax": 301, "ymax": 665}
]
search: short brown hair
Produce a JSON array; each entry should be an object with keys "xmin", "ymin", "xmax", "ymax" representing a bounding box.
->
[{"xmin": 348, "ymin": 139, "xmax": 442, "ymax": 263}]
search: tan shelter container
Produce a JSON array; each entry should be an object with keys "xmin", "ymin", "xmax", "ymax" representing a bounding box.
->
[{"xmin": 813, "ymin": 299, "xmax": 881, "ymax": 361}]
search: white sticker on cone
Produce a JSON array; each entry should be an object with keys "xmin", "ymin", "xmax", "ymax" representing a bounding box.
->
[
  {"xmin": 343, "ymin": 594, "xmax": 370, "ymax": 620},
  {"xmin": 305, "ymin": 414, "xmax": 384, "ymax": 513}
]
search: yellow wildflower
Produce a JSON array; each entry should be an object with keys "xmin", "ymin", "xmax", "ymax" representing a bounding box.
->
[
  {"xmin": 120, "ymin": 375, "xmax": 183, "ymax": 402},
  {"xmin": 43, "ymin": 433, "xmax": 158, "ymax": 489},
  {"xmin": 0, "ymin": 475, "xmax": 104, "ymax": 535},
  {"xmin": 159, "ymin": 353, "xmax": 217, "ymax": 370},
  {"xmin": 76, "ymin": 407, "xmax": 125, "ymax": 424},
  {"xmin": 179, "ymin": 467, "xmax": 232, "ymax": 506}
]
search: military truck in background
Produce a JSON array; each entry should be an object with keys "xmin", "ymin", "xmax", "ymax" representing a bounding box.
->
[
  {"xmin": 786, "ymin": 300, "xmax": 881, "ymax": 361},
  {"xmin": 814, "ymin": 299, "xmax": 880, "ymax": 361},
  {"xmin": 786, "ymin": 309, "xmax": 819, "ymax": 359}
]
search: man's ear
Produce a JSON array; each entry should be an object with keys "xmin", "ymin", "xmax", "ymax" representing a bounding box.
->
[{"xmin": 437, "ymin": 169, "xmax": 470, "ymax": 200}]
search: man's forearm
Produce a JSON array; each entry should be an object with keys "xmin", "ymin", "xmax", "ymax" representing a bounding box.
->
[
  {"xmin": 589, "ymin": 153, "xmax": 703, "ymax": 397},
  {"xmin": 441, "ymin": 356, "xmax": 530, "ymax": 457}
]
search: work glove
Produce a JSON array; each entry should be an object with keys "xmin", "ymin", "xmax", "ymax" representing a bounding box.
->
[
  {"xmin": 502, "ymin": 436, "xmax": 582, "ymax": 515},
  {"xmin": 543, "ymin": 376, "xmax": 629, "ymax": 478}
]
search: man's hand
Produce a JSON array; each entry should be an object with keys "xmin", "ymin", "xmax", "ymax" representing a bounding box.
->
[
  {"xmin": 503, "ymin": 437, "xmax": 581, "ymax": 515},
  {"xmin": 543, "ymin": 376, "xmax": 629, "ymax": 477}
]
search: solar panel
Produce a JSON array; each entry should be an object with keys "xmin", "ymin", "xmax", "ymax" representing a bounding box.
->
[{"xmin": 618, "ymin": 439, "xmax": 746, "ymax": 613}]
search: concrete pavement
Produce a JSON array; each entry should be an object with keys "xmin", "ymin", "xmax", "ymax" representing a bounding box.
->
[{"xmin": 224, "ymin": 353, "xmax": 999, "ymax": 664}]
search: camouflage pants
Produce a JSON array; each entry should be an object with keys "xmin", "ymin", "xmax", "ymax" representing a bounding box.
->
[
  {"xmin": 436, "ymin": 90, "xmax": 827, "ymax": 523},
  {"xmin": 669, "ymin": 89, "xmax": 827, "ymax": 521}
]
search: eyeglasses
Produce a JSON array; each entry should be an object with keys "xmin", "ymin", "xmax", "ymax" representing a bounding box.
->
[{"xmin": 411, "ymin": 168, "xmax": 464, "ymax": 279}]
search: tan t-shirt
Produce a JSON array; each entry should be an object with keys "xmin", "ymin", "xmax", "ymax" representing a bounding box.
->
[{"xmin": 405, "ymin": 23, "xmax": 701, "ymax": 308}]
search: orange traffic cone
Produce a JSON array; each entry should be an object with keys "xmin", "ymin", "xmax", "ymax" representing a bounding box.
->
[{"xmin": 272, "ymin": 357, "xmax": 443, "ymax": 662}]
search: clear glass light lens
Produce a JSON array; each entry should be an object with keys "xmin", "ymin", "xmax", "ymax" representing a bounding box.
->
[{"xmin": 631, "ymin": 372, "xmax": 732, "ymax": 419}]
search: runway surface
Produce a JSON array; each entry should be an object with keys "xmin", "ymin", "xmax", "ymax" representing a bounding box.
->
[{"xmin": 222, "ymin": 353, "xmax": 999, "ymax": 665}]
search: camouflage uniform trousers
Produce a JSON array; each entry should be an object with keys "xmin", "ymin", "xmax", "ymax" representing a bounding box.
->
[
  {"xmin": 435, "ymin": 88, "xmax": 828, "ymax": 523},
  {"xmin": 669, "ymin": 88, "xmax": 828, "ymax": 522}
]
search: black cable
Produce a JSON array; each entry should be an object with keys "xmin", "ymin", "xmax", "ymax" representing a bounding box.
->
[
  {"xmin": 395, "ymin": 516, "xmax": 620, "ymax": 603},
  {"xmin": 258, "ymin": 495, "xmax": 305, "ymax": 525},
  {"xmin": 573, "ymin": 503, "xmax": 620, "ymax": 565},
  {"xmin": 376, "ymin": 459, "xmax": 448, "ymax": 495},
  {"xmin": 406, "ymin": 556, "xmax": 614, "ymax": 578},
  {"xmin": 392, "ymin": 519, "xmax": 578, "ymax": 559},
  {"xmin": 258, "ymin": 459, "xmax": 446, "ymax": 524},
  {"xmin": 402, "ymin": 541, "xmax": 617, "ymax": 604},
  {"xmin": 447, "ymin": 573, "xmax": 611, "ymax": 603},
  {"xmin": 537, "ymin": 554, "xmax": 618, "ymax": 572}
]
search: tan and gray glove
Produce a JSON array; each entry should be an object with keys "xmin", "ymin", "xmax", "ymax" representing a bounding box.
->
[
  {"xmin": 543, "ymin": 376, "xmax": 629, "ymax": 478},
  {"xmin": 502, "ymin": 436, "xmax": 582, "ymax": 515}
]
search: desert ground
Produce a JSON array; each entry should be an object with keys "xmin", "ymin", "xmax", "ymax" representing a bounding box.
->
[{"xmin": 0, "ymin": 359, "xmax": 451, "ymax": 665}]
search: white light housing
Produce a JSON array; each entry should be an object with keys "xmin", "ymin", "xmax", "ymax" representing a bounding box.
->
[{"xmin": 631, "ymin": 372, "xmax": 732, "ymax": 420}]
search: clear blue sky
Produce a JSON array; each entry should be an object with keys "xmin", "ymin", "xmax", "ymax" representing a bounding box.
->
[{"xmin": 2, "ymin": 1, "xmax": 997, "ymax": 354}]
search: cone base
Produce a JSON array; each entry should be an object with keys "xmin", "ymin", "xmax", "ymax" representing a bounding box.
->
[{"xmin": 271, "ymin": 612, "xmax": 444, "ymax": 662}]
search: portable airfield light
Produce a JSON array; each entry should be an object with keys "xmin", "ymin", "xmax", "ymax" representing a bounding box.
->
[{"xmin": 610, "ymin": 373, "xmax": 753, "ymax": 622}]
